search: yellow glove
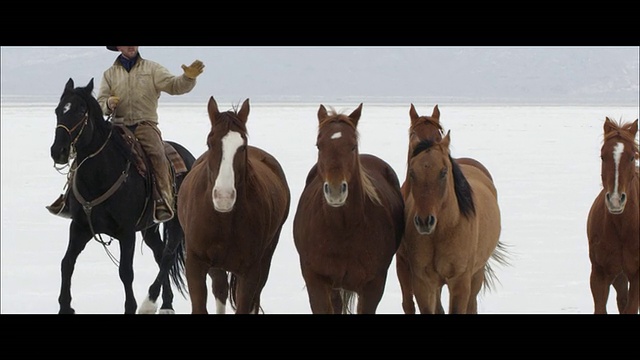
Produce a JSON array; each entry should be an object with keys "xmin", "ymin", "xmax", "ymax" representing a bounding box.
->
[
  {"xmin": 108, "ymin": 96, "xmax": 120, "ymax": 111},
  {"xmin": 181, "ymin": 60, "xmax": 205, "ymax": 79}
]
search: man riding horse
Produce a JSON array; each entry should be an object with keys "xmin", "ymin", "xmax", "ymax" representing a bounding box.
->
[{"xmin": 47, "ymin": 46, "xmax": 204, "ymax": 223}]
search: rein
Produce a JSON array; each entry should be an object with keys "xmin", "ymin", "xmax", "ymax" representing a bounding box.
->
[{"xmin": 53, "ymin": 109, "xmax": 132, "ymax": 264}]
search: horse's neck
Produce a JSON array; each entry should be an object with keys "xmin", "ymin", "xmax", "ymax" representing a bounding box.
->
[
  {"xmin": 435, "ymin": 181, "xmax": 463, "ymax": 229},
  {"xmin": 74, "ymin": 123, "xmax": 127, "ymax": 178}
]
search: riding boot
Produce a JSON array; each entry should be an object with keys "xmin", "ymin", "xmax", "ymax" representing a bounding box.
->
[
  {"xmin": 153, "ymin": 179, "xmax": 175, "ymax": 224},
  {"xmin": 46, "ymin": 193, "xmax": 72, "ymax": 219}
]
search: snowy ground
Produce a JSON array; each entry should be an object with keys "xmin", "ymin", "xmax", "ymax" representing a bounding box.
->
[{"xmin": 2, "ymin": 101, "xmax": 638, "ymax": 314}]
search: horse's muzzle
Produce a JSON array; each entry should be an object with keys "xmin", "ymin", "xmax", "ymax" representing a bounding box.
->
[
  {"xmin": 414, "ymin": 214, "xmax": 437, "ymax": 235},
  {"xmin": 50, "ymin": 144, "xmax": 70, "ymax": 165}
]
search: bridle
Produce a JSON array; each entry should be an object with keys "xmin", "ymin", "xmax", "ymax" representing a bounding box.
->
[{"xmin": 53, "ymin": 104, "xmax": 131, "ymax": 262}]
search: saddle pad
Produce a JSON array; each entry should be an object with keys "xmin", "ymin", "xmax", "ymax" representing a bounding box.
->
[{"xmin": 164, "ymin": 142, "xmax": 188, "ymax": 174}]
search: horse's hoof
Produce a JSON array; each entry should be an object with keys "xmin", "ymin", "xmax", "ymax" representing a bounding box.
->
[
  {"xmin": 158, "ymin": 308, "xmax": 175, "ymax": 314},
  {"xmin": 59, "ymin": 308, "xmax": 75, "ymax": 314},
  {"xmin": 137, "ymin": 297, "xmax": 158, "ymax": 314}
]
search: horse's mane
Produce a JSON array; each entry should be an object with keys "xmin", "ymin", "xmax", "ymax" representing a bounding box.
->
[
  {"xmin": 603, "ymin": 118, "xmax": 639, "ymax": 154},
  {"xmin": 410, "ymin": 116, "xmax": 444, "ymax": 137},
  {"xmin": 412, "ymin": 139, "xmax": 476, "ymax": 218},
  {"xmin": 207, "ymin": 109, "xmax": 249, "ymax": 144},
  {"xmin": 318, "ymin": 110, "xmax": 382, "ymax": 206},
  {"xmin": 72, "ymin": 85, "xmax": 136, "ymax": 163}
]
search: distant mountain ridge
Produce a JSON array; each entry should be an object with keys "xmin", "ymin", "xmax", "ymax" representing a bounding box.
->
[{"xmin": 1, "ymin": 46, "xmax": 638, "ymax": 105}]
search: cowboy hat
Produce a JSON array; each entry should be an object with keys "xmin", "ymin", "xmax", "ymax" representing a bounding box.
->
[{"xmin": 106, "ymin": 46, "xmax": 118, "ymax": 51}]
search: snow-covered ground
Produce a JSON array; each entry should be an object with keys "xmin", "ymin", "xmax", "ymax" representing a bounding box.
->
[{"xmin": 2, "ymin": 101, "xmax": 638, "ymax": 314}]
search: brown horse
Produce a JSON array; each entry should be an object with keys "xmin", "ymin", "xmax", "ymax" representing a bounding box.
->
[
  {"xmin": 293, "ymin": 103, "xmax": 405, "ymax": 314},
  {"xmin": 586, "ymin": 117, "xmax": 639, "ymax": 314},
  {"xmin": 398, "ymin": 126, "xmax": 508, "ymax": 314},
  {"xmin": 177, "ymin": 97, "xmax": 291, "ymax": 314},
  {"xmin": 396, "ymin": 103, "xmax": 502, "ymax": 314}
]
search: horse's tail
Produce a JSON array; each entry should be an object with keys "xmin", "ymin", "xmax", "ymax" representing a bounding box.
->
[
  {"xmin": 163, "ymin": 222, "xmax": 187, "ymax": 297},
  {"xmin": 340, "ymin": 289, "xmax": 357, "ymax": 314},
  {"xmin": 483, "ymin": 240, "xmax": 511, "ymax": 293},
  {"xmin": 228, "ymin": 273, "xmax": 264, "ymax": 314},
  {"xmin": 229, "ymin": 273, "xmax": 238, "ymax": 312}
]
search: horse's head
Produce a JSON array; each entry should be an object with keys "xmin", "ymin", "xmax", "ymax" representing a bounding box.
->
[
  {"xmin": 408, "ymin": 130, "xmax": 474, "ymax": 235},
  {"xmin": 50, "ymin": 78, "xmax": 96, "ymax": 164},
  {"xmin": 408, "ymin": 104, "xmax": 444, "ymax": 157},
  {"xmin": 206, "ymin": 96, "xmax": 249, "ymax": 213},
  {"xmin": 600, "ymin": 117, "xmax": 639, "ymax": 214},
  {"xmin": 315, "ymin": 103, "xmax": 362, "ymax": 207}
]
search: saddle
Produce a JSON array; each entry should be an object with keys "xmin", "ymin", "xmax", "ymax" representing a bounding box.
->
[{"xmin": 113, "ymin": 124, "xmax": 188, "ymax": 189}]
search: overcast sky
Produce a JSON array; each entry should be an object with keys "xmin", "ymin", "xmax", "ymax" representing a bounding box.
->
[{"xmin": 1, "ymin": 46, "xmax": 638, "ymax": 105}]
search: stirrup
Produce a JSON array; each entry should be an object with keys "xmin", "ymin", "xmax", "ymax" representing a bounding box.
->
[
  {"xmin": 153, "ymin": 200, "xmax": 175, "ymax": 224},
  {"xmin": 46, "ymin": 194, "xmax": 71, "ymax": 219}
]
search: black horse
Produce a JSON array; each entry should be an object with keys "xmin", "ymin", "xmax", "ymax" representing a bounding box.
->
[{"xmin": 50, "ymin": 78, "xmax": 196, "ymax": 314}]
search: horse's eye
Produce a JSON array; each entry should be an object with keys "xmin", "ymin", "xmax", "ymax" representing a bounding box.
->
[
  {"xmin": 439, "ymin": 168, "xmax": 448, "ymax": 179},
  {"xmin": 351, "ymin": 145, "xmax": 356, "ymax": 152}
]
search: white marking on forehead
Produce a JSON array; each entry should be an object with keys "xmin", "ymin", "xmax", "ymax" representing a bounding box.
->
[
  {"xmin": 612, "ymin": 142, "xmax": 624, "ymax": 196},
  {"xmin": 214, "ymin": 131, "xmax": 243, "ymax": 189},
  {"xmin": 63, "ymin": 103, "xmax": 71, "ymax": 114},
  {"xmin": 331, "ymin": 131, "xmax": 342, "ymax": 140}
]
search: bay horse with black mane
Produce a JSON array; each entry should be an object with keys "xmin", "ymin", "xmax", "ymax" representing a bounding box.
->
[
  {"xmin": 396, "ymin": 104, "xmax": 508, "ymax": 314},
  {"xmin": 586, "ymin": 117, "xmax": 639, "ymax": 314},
  {"xmin": 293, "ymin": 103, "xmax": 404, "ymax": 314},
  {"xmin": 177, "ymin": 96, "xmax": 290, "ymax": 314},
  {"xmin": 50, "ymin": 78, "xmax": 196, "ymax": 314}
]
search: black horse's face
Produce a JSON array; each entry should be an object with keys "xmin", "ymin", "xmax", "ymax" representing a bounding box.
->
[{"xmin": 50, "ymin": 79, "xmax": 92, "ymax": 164}]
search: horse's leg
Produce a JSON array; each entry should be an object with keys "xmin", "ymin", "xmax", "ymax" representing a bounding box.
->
[
  {"xmin": 612, "ymin": 273, "xmax": 629, "ymax": 313},
  {"xmin": 118, "ymin": 233, "xmax": 138, "ymax": 314},
  {"xmin": 138, "ymin": 226, "xmax": 172, "ymax": 314},
  {"xmin": 185, "ymin": 249, "xmax": 210, "ymax": 314},
  {"xmin": 357, "ymin": 274, "xmax": 387, "ymax": 314},
  {"xmin": 436, "ymin": 286, "xmax": 445, "ymax": 314},
  {"xmin": 447, "ymin": 274, "xmax": 472, "ymax": 314},
  {"xmin": 590, "ymin": 265, "xmax": 614, "ymax": 314},
  {"xmin": 58, "ymin": 223, "xmax": 92, "ymax": 314},
  {"xmin": 301, "ymin": 267, "xmax": 333, "ymax": 314},
  {"xmin": 250, "ymin": 240, "xmax": 280, "ymax": 314},
  {"xmin": 623, "ymin": 270, "xmax": 639, "ymax": 314},
  {"xmin": 331, "ymin": 289, "xmax": 343, "ymax": 314},
  {"xmin": 466, "ymin": 269, "xmax": 485, "ymax": 314},
  {"xmin": 396, "ymin": 251, "xmax": 416, "ymax": 314},
  {"xmin": 208, "ymin": 268, "xmax": 228, "ymax": 314},
  {"xmin": 411, "ymin": 274, "xmax": 439, "ymax": 314},
  {"xmin": 232, "ymin": 269, "xmax": 262, "ymax": 314}
]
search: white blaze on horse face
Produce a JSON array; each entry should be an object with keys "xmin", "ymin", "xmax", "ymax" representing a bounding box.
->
[
  {"xmin": 212, "ymin": 131, "xmax": 242, "ymax": 213},
  {"xmin": 322, "ymin": 131, "xmax": 349, "ymax": 207},
  {"xmin": 606, "ymin": 142, "xmax": 626, "ymax": 213},
  {"xmin": 613, "ymin": 142, "xmax": 624, "ymax": 194},
  {"xmin": 63, "ymin": 102, "xmax": 71, "ymax": 114}
]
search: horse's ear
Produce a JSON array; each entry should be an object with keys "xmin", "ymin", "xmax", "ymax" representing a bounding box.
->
[
  {"xmin": 604, "ymin": 117, "xmax": 616, "ymax": 134},
  {"xmin": 627, "ymin": 119, "xmax": 638, "ymax": 136},
  {"xmin": 317, "ymin": 104, "xmax": 328, "ymax": 123},
  {"xmin": 87, "ymin": 78, "xmax": 94, "ymax": 92},
  {"xmin": 349, "ymin": 103, "xmax": 363, "ymax": 126},
  {"xmin": 208, "ymin": 96, "xmax": 219, "ymax": 124},
  {"xmin": 409, "ymin": 103, "xmax": 419, "ymax": 124},
  {"xmin": 432, "ymin": 104, "xmax": 440, "ymax": 121},
  {"xmin": 65, "ymin": 78, "xmax": 74, "ymax": 91},
  {"xmin": 441, "ymin": 129, "xmax": 451, "ymax": 149},
  {"xmin": 237, "ymin": 98, "xmax": 250, "ymax": 124}
]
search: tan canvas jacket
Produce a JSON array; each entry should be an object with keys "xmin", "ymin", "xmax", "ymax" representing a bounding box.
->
[{"xmin": 97, "ymin": 55, "xmax": 196, "ymax": 126}]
